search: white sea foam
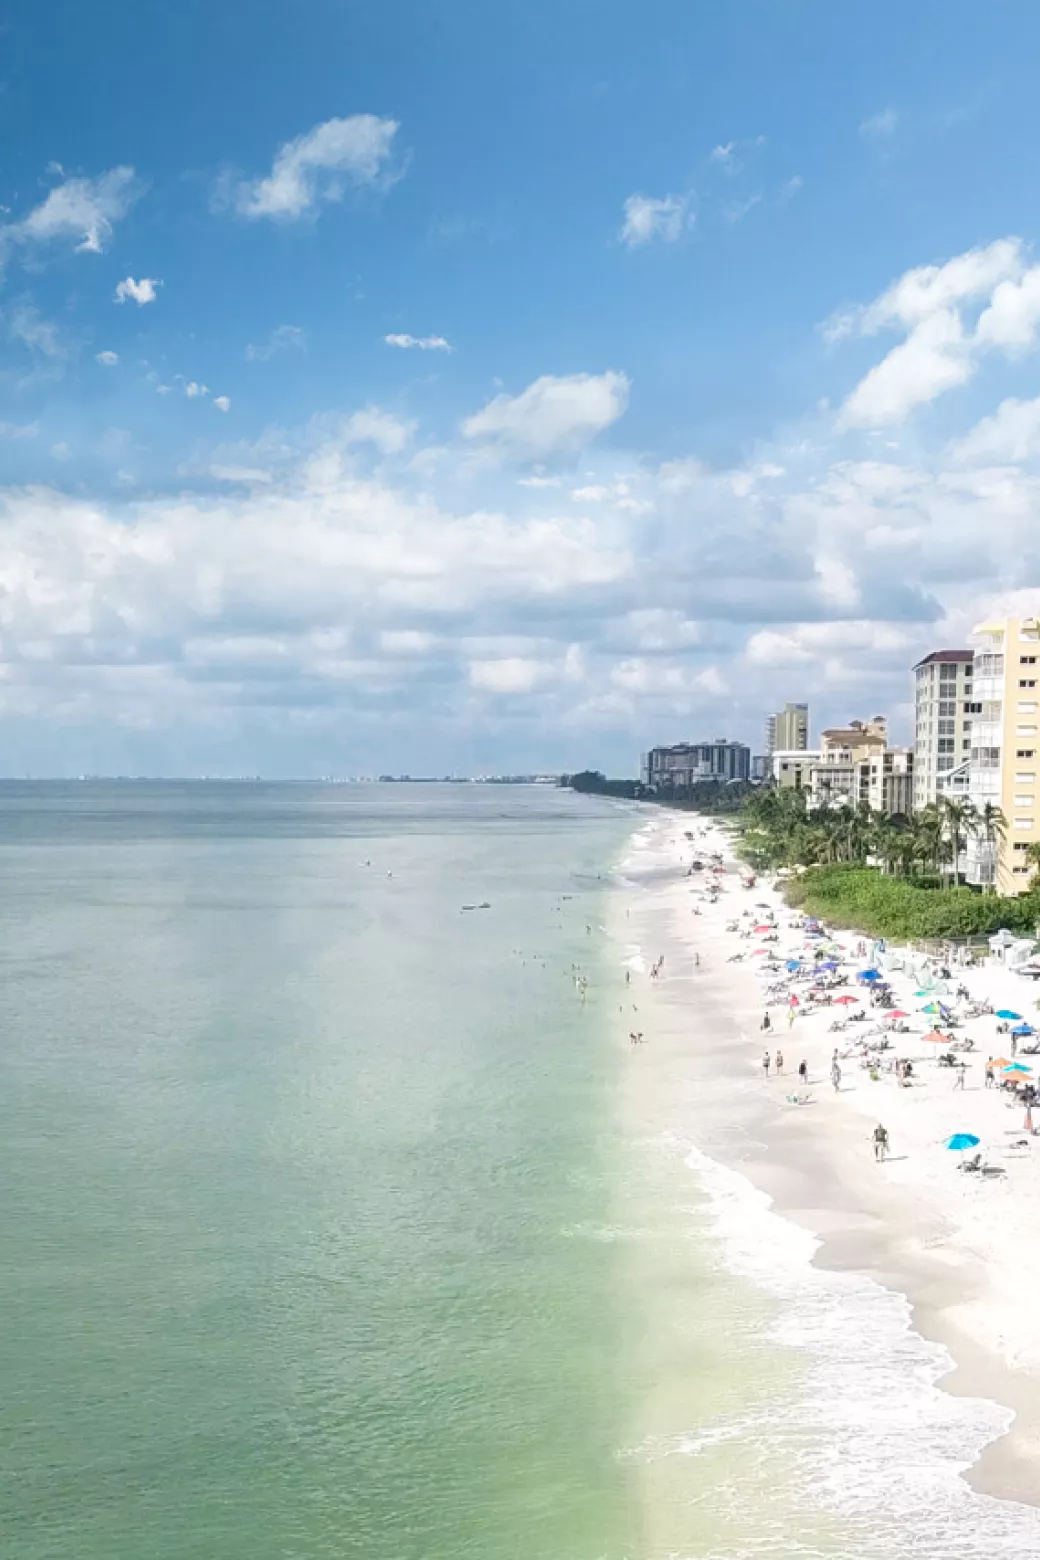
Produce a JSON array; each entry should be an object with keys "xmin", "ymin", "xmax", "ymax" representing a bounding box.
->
[{"xmin": 683, "ymin": 1142, "xmax": 1040, "ymax": 1556}]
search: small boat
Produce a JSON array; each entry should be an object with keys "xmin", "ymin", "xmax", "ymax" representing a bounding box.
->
[{"xmin": 461, "ymin": 902, "xmax": 492, "ymax": 911}]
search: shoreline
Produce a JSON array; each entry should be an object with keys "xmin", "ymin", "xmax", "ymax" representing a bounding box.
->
[{"xmin": 613, "ymin": 810, "xmax": 1040, "ymax": 1514}]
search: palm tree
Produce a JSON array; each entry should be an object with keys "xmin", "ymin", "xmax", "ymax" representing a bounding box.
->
[
  {"xmin": 975, "ymin": 802, "xmax": 1008, "ymax": 892},
  {"xmin": 939, "ymin": 797, "xmax": 974, "ymax": 887}
]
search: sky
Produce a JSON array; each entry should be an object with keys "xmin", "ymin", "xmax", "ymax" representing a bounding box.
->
[{"xmin": 2, "ymin": 0, "xmax": 1040, "ymax": 776}]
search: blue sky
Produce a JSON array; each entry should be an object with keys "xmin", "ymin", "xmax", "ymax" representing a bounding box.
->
[{"xmin": 2, "ymin": 0, "xmax": 1040, "ymax": 775}]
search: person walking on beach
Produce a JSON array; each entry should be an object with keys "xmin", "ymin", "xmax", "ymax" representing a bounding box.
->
[
  {"xmin": 787, "ymin": 1006, "xmax": 795, "ymax": 1030},
  {"xmin": 873, "ymin": 1123, "xmax": 889, "ymax": 1162},
  {"xmin": 761, "ymin": 1012, "xmax": 772, "ymax": 1032},
  {"xmin": 775, "ymin": 1049, "xmax": 784, "ymax": 1075},
  {"xmin": 762, "ymin": 1050, "xmax": 771, "ymax": 1078},
  {"xmin": 1012, "ymin": 1032, "xmax": 1018, "ymax": 1058},
  {"xmin": 954, "ymin": 1063, "xmax": 966, "ymax": 1091},
  {"xmin": 830, "ymin": 1055, "xmax": 841, "ymax": 1092},
  {"xmin": 985, "ymin": 1057, "xmax": 995, "ymax": 1088},
  {"xmin": 798, "ymin": 1059, "xmax": 808, "ymax": 1085}
]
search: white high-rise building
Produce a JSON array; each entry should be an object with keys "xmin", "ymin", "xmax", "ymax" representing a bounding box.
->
[{"xmin": 912, "ymin": 650, "xmax": 975, "ymax": 810}]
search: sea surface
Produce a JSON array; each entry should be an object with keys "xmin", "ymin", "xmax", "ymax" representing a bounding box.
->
[{"xmin": 1, "ymin": 783, "xmax": 1038, "ymax": 1560}]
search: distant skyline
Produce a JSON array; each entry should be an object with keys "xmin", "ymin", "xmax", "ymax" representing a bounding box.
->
[{"xmin": 1, "ymin": 2, "xmax": 1040, "ymax": 775}]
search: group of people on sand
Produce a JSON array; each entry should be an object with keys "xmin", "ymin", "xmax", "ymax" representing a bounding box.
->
[{"xmin": 762, "ymin": 1048, "xmax": 811, "ymax": 1085}]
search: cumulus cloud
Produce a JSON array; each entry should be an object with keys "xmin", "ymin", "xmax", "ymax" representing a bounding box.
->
[
  {"xmin": 115, "ymin": 276, "xmax": 159, "ymax": 305},
  {"xmin": 184, "ymin": 381, "xmax": 208, "ymax": 398},
  {"xmin": 96, "ymin": 350, "xmax": 119, "ymax": 366},
  {"xmin": 0, "ymin": 168, "xmax": 140, "ymax": 263},
  {"xmin": 461, "ymin": 371, "xmax": 630, "ymax": 458},
  {"xmin": 951, "ymin": 396, "xmax": 1040, "ymax": 464},
  {"xmin": 384, "ymin": 333, "xmax": 453, "ymax": 351},
  {"xmin": 246, "ymin": 324, "xmax": 306, "ymax": 361},
  {"xmin": 214, "ymin": 396, "xmax": 231, "ymax": 413},
  {"xmin": 832, "ymin": 238, "xmax": 1040, "ymax": 428},
  {"xmin": 230, "ymin": 114, "xmax": 400, "ymax": 221},
  {"xmin": 619, "ymin": 193, "xmax": 690, "ymax": 247}
]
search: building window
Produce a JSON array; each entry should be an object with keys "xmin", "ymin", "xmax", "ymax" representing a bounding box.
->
[
  {"xmin": 1013, "ymin": 818, "xmax": 1035, "ymax": 830},
  {"xmin": 1014, "ymin": 843, "xmax": 1030, "ymax": 852},
  {"xmin": 1018, "ymin": 726, "xmax": 1038, "ymax": 737},
  {"xmin": 1022, "ymin": 656, "xmax": 1038, "ymax": 665},
  {"xmin": 1018, "ymin": 749, "xmax": 1037, "ymax": 759},
  {"xmin": 1015, "ymin": 796, "xmax": 1035, "ymax": 807},
  {"xmin": 1021, "ymin": 680, "xmax": 1038, "ymax": 689},
  {"xmin": 1016, "ymin": 773, "xmax": 1036, "ymax": 783},
  {"xmin": 964, "ymin": 702, "xmax": 982, "ymax": 714},
  {"xmin": 1020, "ymin": 702, "xmax": 1039, "ymax": 714},
  {"xmin": 938, "ymin": 701, "xmax": 956, "ymax": 716}
]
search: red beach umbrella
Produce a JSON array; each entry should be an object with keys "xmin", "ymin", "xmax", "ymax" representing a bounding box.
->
[
  {"xmin": 834, "ymin": 995, "xmax": 858, "ymax": 1005},
  {"xmin": 921, "ymin": 1030, "xmax": 949, "ymax": 1044}
]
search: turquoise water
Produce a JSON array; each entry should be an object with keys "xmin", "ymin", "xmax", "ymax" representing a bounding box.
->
[{"xmin": 4, "ymin": 784, "xmax": 1040, "ymax": 1560}]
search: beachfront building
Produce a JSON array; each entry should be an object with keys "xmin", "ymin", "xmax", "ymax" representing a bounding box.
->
[
  {"xmin": 912, "ymin": 649, "xmax": 975, "ymax": 810},
  {"xmin": 769, "ymin": 717, "xmax": 910, "ymax": 815},
  {"xmin": 962, "ymin": 616, "xmax": 1040, "ymax": 894},
  {"xmin": 764, "ymin": 702, "xmax": 809, "ymax": 756},
  {"xmin": 643, "ymin": 739, "xmax": 751, "ymax": 791}
]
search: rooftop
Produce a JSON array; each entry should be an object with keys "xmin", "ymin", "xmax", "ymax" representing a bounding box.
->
[{"xmin": 913, "ymin": 649, "xmax": 973, "ymax": 667}]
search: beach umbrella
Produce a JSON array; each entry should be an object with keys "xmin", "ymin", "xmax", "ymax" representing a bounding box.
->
[
  {"xmin": 1012, "ymin": 1024, "xmax": 1034, "ymax": 1037},
  {"xmin": 1002, "ymin": 1062, "xmax": 1032, "ymax": 1074},
  {"xmin": 920, "ymin": 1003, "xmax": 943, "ymax": 1015},
  {"xmin": 859, "ymin": 969, "xmax": 882, "ymax": 981},
  {"xmin": 996, "ymin": 1010, "xmax": 1023, "ymax": 1021},
  {"xmin": 922, "ymin": 1031, "xmax": 950, "ymax": 1044},
  {"xmin": 888, "ymin": 1010, "xmax": 909, "ymax": 1020},
  {"xmin": 754, "ymin": 923, "xmax": 773, "ymax": 932},
  {"xmin": 835, "ymin": 995, "xmax": 859, "ymax": 1006},
  {"xmin": 785, "ymin": 959, "xmax": 801, "ymax": 971},
  {"xmin": 945, "ymin": 1133, "xmax": 980, "ymax": 1152}
]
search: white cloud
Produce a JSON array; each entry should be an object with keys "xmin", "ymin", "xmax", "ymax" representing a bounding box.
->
[
  {"xmin": 184, "ymin": 382, "xmax": 208, "ymax": 398},
  {"xmin": 860, "ymin": 107, "xmax": 900, "ymax": 140},
  {"xmin": 384, "ymin": 333, "xmax": 453, "ymax": 351},
  {"xmin": 838, "ymin": 308, "xmax": 972, "ymax": 429},
  {"xmin": 1, "ymin": 168, "xmax": 139, "ymax": 260},
  {"xmin": 96, "ymin": 350, "xmax": 119, "ymax": 366},
  {"xmin": 619, "ymin": 193, "xmax": 690, "ymax": 247},
  {"xmin": 246, "ymin": 324, "xmax": 306, "ymax": 361},
  {"xmin": 832, "ymin": 239, "xmax": 1040, "ymax": 428},
  {"xmin": 710, "ymin": 143, "xmax": 735, "ymax": 166},
  {"xmin": 469, "ymin": 657, "xmax": 546, "ymax": 694},
  {"xmin": 214, "ymin": 396, "xmax": 231, "ymax": 413},
  {"xmin": 0, "ymin": 421, "xmax": 38, "ymax": 439},
  {"xmin": 7, "ymin": 304, "xmax": 67, "ymax": 360},
  {"xmin": 339, "ymin": 407, "xmax": 411, "ymax": 454},
  {"xmin": 950, "ymin": 396, "xmax": 1040, "ymax": 464},
  {"xmin": 114, "ymin": 276, "xmax": 159, "ymax": 306},
  {"xmin": 231, "ymin": 114, "xmax": 400, "ymax": 221},
  {"xmin": 461, "ymin": 371, "xmax": 630, "ymax": 458}
]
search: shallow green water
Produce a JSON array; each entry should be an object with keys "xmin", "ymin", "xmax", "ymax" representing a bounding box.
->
[{"xmin": 0, "ymin": 784, "xmax": 647, "ymax": 1560}]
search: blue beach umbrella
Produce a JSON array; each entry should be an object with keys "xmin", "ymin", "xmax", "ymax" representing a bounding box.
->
[
  {"xmin": 785, "ymin": 959, "xmax": 801, "ymax": 971},
  {"xmin": 1002, "ymin": 1062, "xmax": 1032, "ymax": 1075},
  {"xmin": 1012, "ymin": 1024, "xmax": 1034, "ymax": 1037},
  {"xmin": 859, "ymin": 969, "xmax": 882, "ymax": 981},
  {"xmin": 996, "ymin": 1009, "xmax": 1022, "ymax": 1021},
  {"xmin": 944, "ymin": 1133, "xmax": 980, "ymax": 1152}
]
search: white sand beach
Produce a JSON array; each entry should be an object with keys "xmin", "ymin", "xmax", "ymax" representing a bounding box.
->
[{"xmin": 619, "ymin": 812, "xmax": 1040, "ymax": 1507}]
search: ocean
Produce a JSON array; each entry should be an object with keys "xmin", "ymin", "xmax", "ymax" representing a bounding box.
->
[{"xmin": 1, "ymin": 784, "xmax": 1037, "ymax": 1559}]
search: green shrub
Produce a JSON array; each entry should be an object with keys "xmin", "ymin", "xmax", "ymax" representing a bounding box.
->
[{"xmin": 786, "ymin": 865, "xmax": 1040, "ymax": 941}]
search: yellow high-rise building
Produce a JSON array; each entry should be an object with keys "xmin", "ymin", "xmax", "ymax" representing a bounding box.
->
[{"xmin": 966, "ymin": 616, "xmax": 1040, "ymax": 894}]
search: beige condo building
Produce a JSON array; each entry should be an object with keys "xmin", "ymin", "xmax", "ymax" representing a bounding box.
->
[
  {"xmin": 964, "ymin": 615, "xmax": 1040, "ymax": 894},
  {"xmin": 765, "ymin": 702, "xmax": 809, "ymax": 755}
]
